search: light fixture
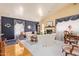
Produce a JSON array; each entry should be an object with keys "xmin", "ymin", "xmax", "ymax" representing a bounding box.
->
[
  {"xmin": 4, "ymin": 23, "xmax": 11, "ymax": 28},
  {"xmin": 38, "ymin": 7, "xmax": 43, "ymax": 16},
  {"xmin": 15, "ymin": 6, "xmax": 24, "ymax": 16},
  {"xmin": 19, "ymin": 6, "xmax": 24, "ymax": 15},
  {"xmin": 27, "ymin": 25, "xmax": 31, "ymax": 29}
]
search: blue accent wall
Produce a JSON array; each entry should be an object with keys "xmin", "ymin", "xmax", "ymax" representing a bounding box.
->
[
  {"xmin": 1, "ymin": 16, "xmax": 39, "ymax": 40},
  {"xmin": 25, "ymin": 21, "xmax": 38, "ymax": 32},
  {"xmin": 1, "ymin": 16, "xmax": 14, "ymax": 40}
]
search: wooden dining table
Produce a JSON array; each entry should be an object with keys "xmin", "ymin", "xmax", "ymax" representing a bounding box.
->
[
  {"xmin": 71, "ymin": 35, "xmax": 79, "ymax": 40},
  {"xmin": 64, "ymin": 34, "xmax": 79, "ymax": 44}
]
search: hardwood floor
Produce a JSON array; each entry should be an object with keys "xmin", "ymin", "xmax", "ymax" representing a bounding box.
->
[{"xmin": 1, "ymin": 40, "xmax": 32, "ymax": 56}]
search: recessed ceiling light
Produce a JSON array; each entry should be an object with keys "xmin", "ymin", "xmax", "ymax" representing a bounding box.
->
[
  {"xmin": 15, "ymin": 6, "xmax": 24, "ymax": 16},
  {"xmin": 38, "ymin": 7, "xmax": 43, "ymax": 16}
]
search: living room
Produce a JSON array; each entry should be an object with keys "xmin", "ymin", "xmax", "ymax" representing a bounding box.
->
[{"xmin": 0, "ymin": 3, "xmax": 79, "ymax": 56}]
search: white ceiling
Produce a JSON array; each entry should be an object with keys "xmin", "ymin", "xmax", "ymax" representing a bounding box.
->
[{"xmin": 0, "ymin": 3, "xmax": 68, "ymax": 21}]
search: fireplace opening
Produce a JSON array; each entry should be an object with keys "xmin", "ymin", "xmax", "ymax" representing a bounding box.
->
[{"xmin": 46, "ymin": 30, "xmax": 52, "ymax": 34}]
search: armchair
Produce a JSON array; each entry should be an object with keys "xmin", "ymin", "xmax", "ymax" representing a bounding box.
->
[{"xmin": 63, "ymin": 44, "xmax": 79, "ymax": 56}]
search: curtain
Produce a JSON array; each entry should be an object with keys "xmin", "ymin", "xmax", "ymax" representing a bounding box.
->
[
  {"xmin": 56, "ymin": 19, "xmax": 79, "ymax": 41},
  {"xmin": 14, "ymin": 20, "xmax": 25, "ymax": 39}
]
